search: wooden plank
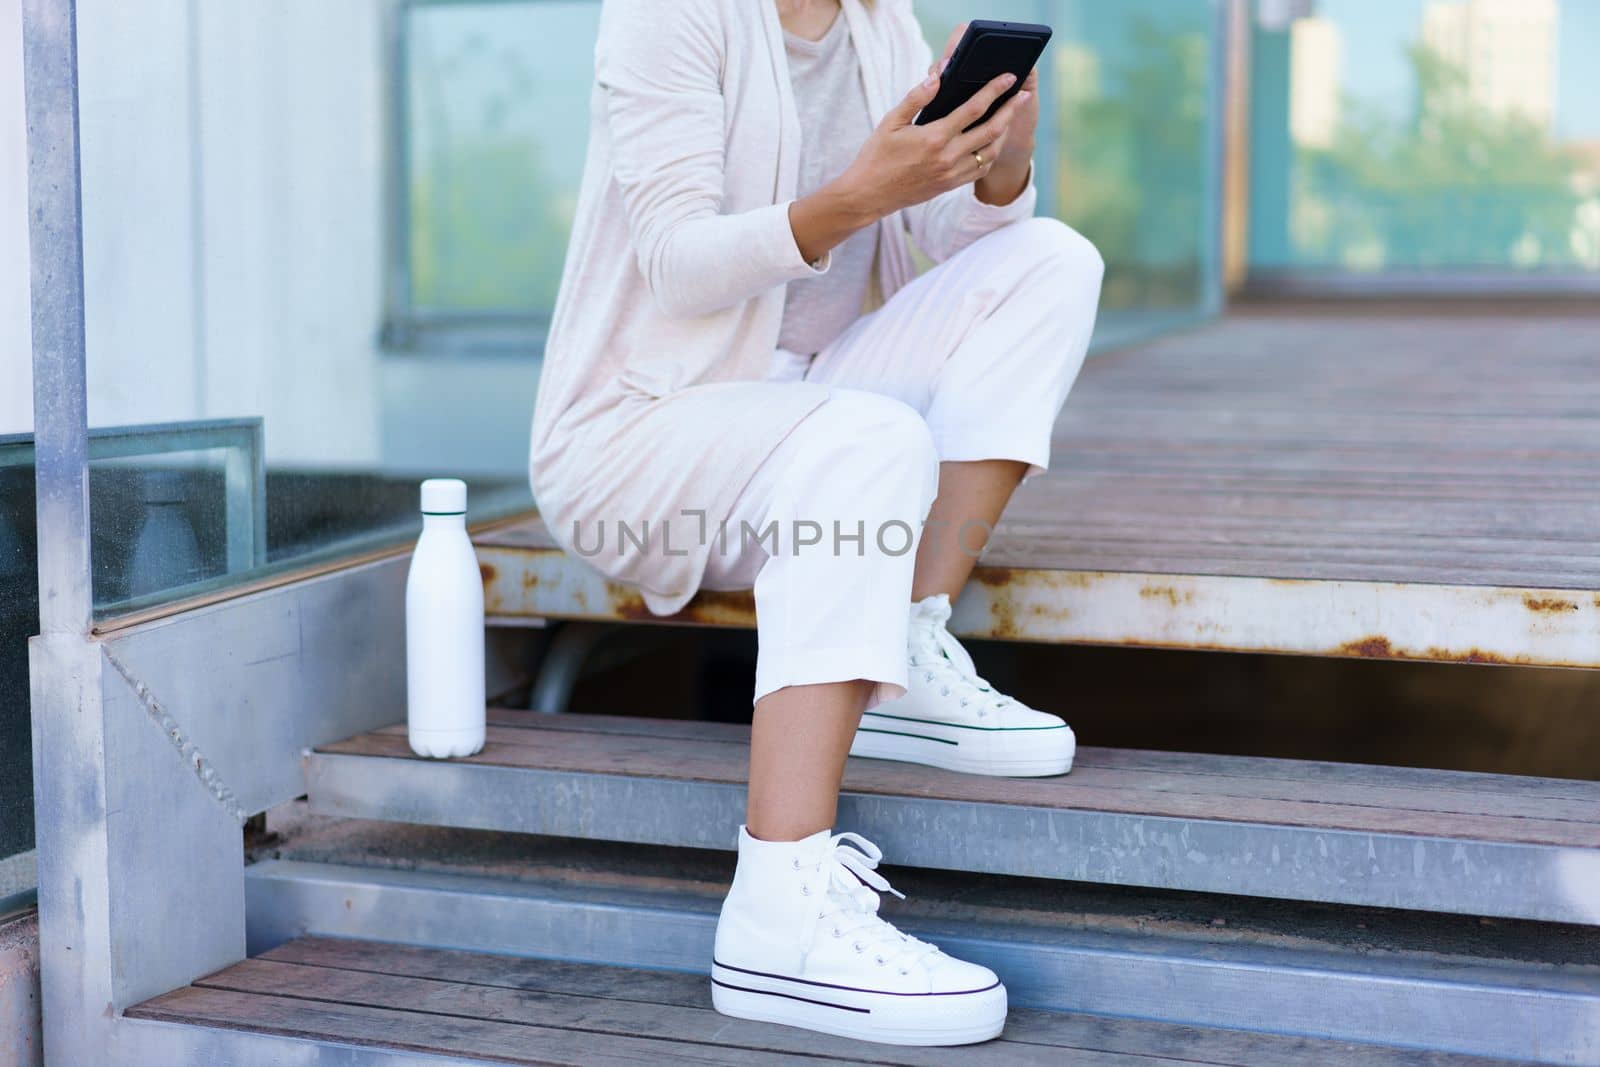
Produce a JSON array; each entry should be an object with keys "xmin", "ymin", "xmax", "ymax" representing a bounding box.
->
[
  {"xmin": 368, "ymin": 714, "xmax": 1600, "ymax": 821},
  {"xmin": 483, "ymin": 513, "xmax": 1600, "ymax": 587},
  {"xmin": 483, "ymin": 501, "xmax": 1600, "ymax": 557},
  {"xmin": 196, "ymin": 957, "xmax": 1116, "ymax": 1067},
  {"xmin": 996, "ymin": 514, "xmax": 1600, "ymax": 546},
  {"xmin": 389, "ymin": 712, "xmax": 1600, "ymax": 805},
  {"xmin": 976, "ymin": 557, "xmax": 1597, "ymax": 590},
  {"xmin": 1072, "ymin": 746, "xmax": 1600, "ymax": 803},
  {"xmin": 1043, "ymin": 456, "xmax": 1600, "ymax": 482},
  {"xmin": 125, "ymin": 985, "xmax": 824, "ymax": 1066},
  {"xmin": 992, "ymin": 528, "xmax": 1600, "ymax": 562},
  {"xmin": 259, "ymin": 937, "xmax": 718, "ymax": 1008},
  {"xmin": 427, "ymin": 711, "xmax": 1600, "ymax": 805},
  {"xmin": 974, "ymin": 539, "xmax": 1600, "ymax": 574},
  {"xmin": 257, "ymin": 938, "xmax": 1514, "ymax": 1066},
  {"xmin": 318, "ymin": 725, "xmax": 1600, "ymax": 847},
  {"xmin": 1001, "ymin": 515, "xmax": 1600, "ymax": 546},
  {"xmin": 483, "ymin": 540, "xmax": 1600, "ymax": 608}
]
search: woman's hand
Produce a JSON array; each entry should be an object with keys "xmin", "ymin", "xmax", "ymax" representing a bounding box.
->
[
  {"xmin": 933, "ymin": 22, "xmax": 1038, "ymax": 205},
  {"xmin": 845, "ymin": 68, "xmax": 1030, "ymax": 217},
  {"xmin": 789, "ymin": 68, "xmax": 1030, "ymax": 263}
]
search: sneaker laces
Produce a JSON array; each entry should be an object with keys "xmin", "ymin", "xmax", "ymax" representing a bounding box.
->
[
  {"xmin": 802, "ymin": 833, "xmax": 942, "ymax": 976},
  {"xmin": 910, "ymin": 595, "xmax": 1020, "ymax": 720}
]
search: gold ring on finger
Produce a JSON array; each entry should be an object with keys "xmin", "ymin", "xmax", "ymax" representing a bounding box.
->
[{"xmin": 974, "ymin": 150, "xmax": 986, "ymax": 168}]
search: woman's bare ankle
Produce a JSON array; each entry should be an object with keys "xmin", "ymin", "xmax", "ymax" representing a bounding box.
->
[{"xmin": 744, "ymin": 815, "xmax": 833, "ymax": 843}]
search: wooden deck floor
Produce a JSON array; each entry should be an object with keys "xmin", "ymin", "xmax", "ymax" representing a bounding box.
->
[
  {"xmin": 479, "ymin": 307, "xmax": 1600, "ymax": 667},
  {"xmin": 128, "ymin": 936, "xmax": 1518, "ymax": 1065}
]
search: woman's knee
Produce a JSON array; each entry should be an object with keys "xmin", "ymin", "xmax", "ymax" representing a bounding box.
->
[
  {"xmin": 827, "ymin": 392, "xmax": 940, "ymax": 505},
  {"xmin": 1012, "ymin": 217, "xmax": 1105, "ymax": 286}
]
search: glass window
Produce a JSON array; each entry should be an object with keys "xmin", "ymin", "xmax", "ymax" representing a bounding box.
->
[
  {"xmin": 394, "ymin": 0, "xmax": 1227, "ymax": 354},
  {"xmin": 1250, "ymin": 0, "xmax": 1600, "ymax": 280},
  {"xmin": 918, "ymin": 1, "xmax": 1226, "ymax": 342},
  {"xmin": 390, "ymin": 0, "xmax": 602, "ymax": 353},
  {"xmin": 46, "ymin": 0, "xmax": 1227, "ymax": 618}
]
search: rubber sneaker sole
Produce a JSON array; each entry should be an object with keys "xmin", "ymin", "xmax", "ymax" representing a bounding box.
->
[
  {"xmin": 849, "ymin": 714, "xmax": 1075, "ymax": 777},
  {"xmin": 711, "ymin": 962, "xmax": 1007, "ymax": 1046}
]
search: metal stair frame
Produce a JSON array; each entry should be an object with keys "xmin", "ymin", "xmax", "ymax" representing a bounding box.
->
[
  {"xmin": 304, "ymin": 747, "xmax": 1600, "ymax": 925},
  {"xmin": 21, "ymin": 1, "xmax": 1600, "ymax": 1059}
]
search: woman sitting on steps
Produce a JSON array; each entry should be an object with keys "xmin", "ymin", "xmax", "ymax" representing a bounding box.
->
[{"xmin": 529, "ymin": 0, "xmax": 1103, "ymax": 1046}]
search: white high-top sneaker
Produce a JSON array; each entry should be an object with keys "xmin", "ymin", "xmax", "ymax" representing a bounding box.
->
[
  {"xmin": 712, "ymin": 826, "xmax": 1007, "ymax": 1046},
  {"xmin": 850, "ymin": 593, "xmax": 1076, "ymax": 777}
]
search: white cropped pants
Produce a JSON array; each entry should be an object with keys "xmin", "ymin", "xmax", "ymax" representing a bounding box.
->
[{"xmin": 700, "ymin": 217, "xmax": 1104, "ymax": 705}]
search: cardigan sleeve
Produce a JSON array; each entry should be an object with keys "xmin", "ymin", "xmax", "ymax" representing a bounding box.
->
[
  {"xmin": 889, "ymin": 5, "xmax": 1039, "ymax": 263},
  {"xmin": 594, "ymin": 0, "xmax": 826, "ymax": 319}
]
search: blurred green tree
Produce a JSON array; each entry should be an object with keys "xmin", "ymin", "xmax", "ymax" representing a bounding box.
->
[
  {"xmin": 1054, "ymin": 18, "xmax": 1211, "ymax": 312},
  {"xmin": 1294, "ymin": 45, "xmax": 1583, "ymax": 270},
  {"xmin": 411, "ymin": 137, "xmax": 573, "ymax": 312},
  {"xmin": 408, "ymin": 22, "xmax": 579, "ymax": 315}
]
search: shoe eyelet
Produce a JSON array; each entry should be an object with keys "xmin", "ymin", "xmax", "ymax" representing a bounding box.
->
[
  {"xmin": 832, "ymin": 928, "xmax": 842, "ymax": 938},
  {"xmin": 801, "ymin": 885, "xmax": 811, "ymax": 896},
  {"xmin": 854, "ymin": 942, "xmax": 864, "ymax": 953},
  {"xmin": 791, "ymin": 858, "xmax": 801, "ymax": 870},
  {"xmin": 899, "ymin": 968, "xmax": 910, "ymax": 976},
  {"xmin": 875, "ymin": 956, "xmax": 885, "ymax": 966}
]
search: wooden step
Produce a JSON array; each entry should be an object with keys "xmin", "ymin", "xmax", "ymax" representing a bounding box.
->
[
  {"xmin": 126, "ymin": 935, "xmax": 1520, "ymax": 1066},
  {"xmin": 242, "ymin": 859, "xmax": 1600, "ymax": 1063},
  {"xmin": 304, "ymin": 711, "xmax": 1600, "ymax": 924}
]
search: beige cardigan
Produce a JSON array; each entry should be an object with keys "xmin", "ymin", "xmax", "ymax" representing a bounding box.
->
[{"xmin": 530, "ymin": 0, "xmax": 1037, "ymax": 614}]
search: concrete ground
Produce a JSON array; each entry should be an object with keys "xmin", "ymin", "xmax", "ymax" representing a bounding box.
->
[{"xmin": 0, "ymin": 910, "xmax": 40, "ymax": 1067}]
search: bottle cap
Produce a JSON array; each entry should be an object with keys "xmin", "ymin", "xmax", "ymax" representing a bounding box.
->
[{"xmin": 420, "ymin": 478, "xmax": 467, "ymax": 515}]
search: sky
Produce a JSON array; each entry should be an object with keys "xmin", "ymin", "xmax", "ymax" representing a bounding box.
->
[{"xmin": 1323, "ymin": 0, "xmax": 1600, "ymax": 140}]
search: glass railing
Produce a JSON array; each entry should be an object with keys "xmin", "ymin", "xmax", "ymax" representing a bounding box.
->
[
  {"xmin": 1250, "ymin": 0, "xmax": 1600, "ymax": 284},
  {"xmin": 2, "ymin": 0, "xmax": 37, "ymax": 898},
  {"xmin": 69, "ymin": 2, "xmax": 535, "ymax": 619},
  {"xmin": 0, "ymin": 456, "xmax": 35, "ymax": 898}
]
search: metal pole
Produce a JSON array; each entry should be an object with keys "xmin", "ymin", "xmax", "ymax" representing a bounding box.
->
[
  {"xmin": 23, "ymin": 0, "xmax": 92, "ymax": 635},
  {"xmin": 1202, "ymin": 0, "xmax": 1231, "ymax": 317},
  {"xmin": 21, "ymin": 4, "xmax": 116, "ymax": 1062},
  {"xmin": 380, "ymin": 0, "xmax": 417, "ymax": 349}
]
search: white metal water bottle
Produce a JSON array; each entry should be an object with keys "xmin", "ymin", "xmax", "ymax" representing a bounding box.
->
[{"xmin": 406, "ymin": 478, "xmax": 486, "ymax": 758}]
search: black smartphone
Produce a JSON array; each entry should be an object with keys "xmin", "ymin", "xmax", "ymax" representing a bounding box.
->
[{"xmin": 915, "ymin": 20, "xmax": 1052, "ymax": 131}]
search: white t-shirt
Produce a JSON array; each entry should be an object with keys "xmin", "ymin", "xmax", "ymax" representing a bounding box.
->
[{"xmin": 778, "ymin": 11, "xmax": 879, "ymax": 358}]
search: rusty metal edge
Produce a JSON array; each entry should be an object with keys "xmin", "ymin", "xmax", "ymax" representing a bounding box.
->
[{"xmin": 478, "ymin": 545, "xmax": 1600, "ymax": 670}]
